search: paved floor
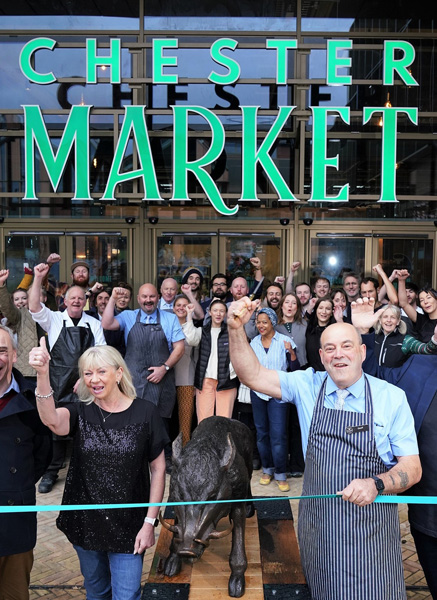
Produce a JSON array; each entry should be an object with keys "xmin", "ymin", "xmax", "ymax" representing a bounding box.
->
[{"xmin": 29, "ymin": 463, "xmax": 432, "ymax": 599}]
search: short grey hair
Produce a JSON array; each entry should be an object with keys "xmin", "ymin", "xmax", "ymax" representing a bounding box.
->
[{"xmin": 0, "ymin": 323, "xmax": 17, "ymax": 350}]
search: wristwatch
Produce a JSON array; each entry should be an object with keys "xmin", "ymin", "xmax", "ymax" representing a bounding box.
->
[
  {"xmin": 163, "ymin": 363, "xmax": 170, "ymax": 371},
  {"xmin": 144, "ymin": 516, "xmax": 159, "ymax": 527},
  {"xmin": 371, "ymin": 476, "xmax": 385, "ymax": 495}
]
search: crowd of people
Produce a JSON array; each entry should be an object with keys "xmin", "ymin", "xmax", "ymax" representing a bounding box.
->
[{"xmin": 0, "ymin": 252, "xmax": 437, "ymax": 599}]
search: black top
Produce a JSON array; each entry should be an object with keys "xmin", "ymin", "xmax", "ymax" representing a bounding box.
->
[
  {"xmin": 56, "ymin": 399, "xmax": 169, "ymax": 553},
  {"xmin": 413, "ymin": 313, "xmax": 437, "ymax": 343}
]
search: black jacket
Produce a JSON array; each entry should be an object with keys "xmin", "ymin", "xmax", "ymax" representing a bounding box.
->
[
  {"xmin": 0, "ymin": 369, "xmax": 52, "ymax": 556},
  {"xmin": 374, "ymin": 329, "xmax": 408, "ymax": 368},
  {"xmin": 194, "ymin": 322, "xmax": 238, "ymax": 391}
]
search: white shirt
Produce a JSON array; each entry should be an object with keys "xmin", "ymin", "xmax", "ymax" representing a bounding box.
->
[{"xmin": 30, "ymin": 304, "xmax": 106, "ymax": 349}]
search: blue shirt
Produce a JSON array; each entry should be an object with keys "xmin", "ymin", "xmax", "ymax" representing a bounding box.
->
[
  {"xmin": 115, "ymin": 308, "xmax": 184, "ymax": 352},
  {"xmin": 251, "ymin": 332, "xmax": 295, "ymax": 400},
  {"xmin": 278, "ymin": 368, "xmax": 418, "ymax": 468}
]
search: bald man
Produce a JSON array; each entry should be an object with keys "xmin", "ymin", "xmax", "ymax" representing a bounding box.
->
[
  {"xmin": 102, "ymin": 283, "xmax": 184, "ymax": 420},
  {"xmin": 227, "ymin": 297, "xmax": 421, "ymax": 600},
  {"xmin": 159, "ymin": 278, "xmax": 179, "ymax": 310}
]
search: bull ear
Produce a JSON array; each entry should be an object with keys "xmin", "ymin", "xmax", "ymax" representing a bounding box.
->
[
  {"xmin": 221, "ymin": 433, "xmax": 236, "ymax": 471},
  {"xmin": 172, "ymin": 432, "xmax": 183, "ymax": 468}
]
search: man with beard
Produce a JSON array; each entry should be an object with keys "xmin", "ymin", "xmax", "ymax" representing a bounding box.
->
[
  {"xmin": 295, "ymin": 282, "xmax": 313, "ymax": 316},
  {"xmin": 102, "ymin": 283, "xmax": 185, "ymax": 470},
  {"xmin": 181, "ymin": 267, "xmax": 204, "ymax": 303},
  {"xmin": 28, "ymin": 263, "xmax": 106, "ymax": 493},
  {"xmin": 244, "ymin": 283, "xmax": 284, "ymax": 340}
]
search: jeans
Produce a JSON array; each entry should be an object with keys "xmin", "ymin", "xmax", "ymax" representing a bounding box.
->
[
  {"xmin": 74, "ymin": 545, "xmax": 144, "ymax": 600},
  {"xmin": 250, "ymin": 392, "xmax": 289, "ymax": 480}
]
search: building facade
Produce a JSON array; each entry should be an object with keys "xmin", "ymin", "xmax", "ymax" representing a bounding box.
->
[{"xmin": 1, "ymin": 0, "xmax": 436, "ymax": 294}]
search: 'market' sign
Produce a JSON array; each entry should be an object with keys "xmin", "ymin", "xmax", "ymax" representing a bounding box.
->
[{"xmin": 20, "ymin": 38, "xmax": 419, "ymax": 216}]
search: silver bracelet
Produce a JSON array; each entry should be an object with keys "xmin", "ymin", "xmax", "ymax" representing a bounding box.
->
[{"xmin": 35, "ymin": 388, "xmax": 54, "ymax": 400}]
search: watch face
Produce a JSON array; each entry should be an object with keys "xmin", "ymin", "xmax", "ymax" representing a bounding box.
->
[{"xmin": 373, "ymin": 477, "xmax": 384, "ymax": 492}]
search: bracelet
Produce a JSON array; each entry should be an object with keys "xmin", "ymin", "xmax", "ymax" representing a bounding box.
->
[{"xmin": 35, "ymin": 388, "xmax": 54, "ymax": 400}]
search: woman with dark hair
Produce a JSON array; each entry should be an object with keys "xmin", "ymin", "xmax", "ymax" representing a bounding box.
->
[
  {"xmin": 276, "ymin": 292, "xmax": 308, "ymax": 367},
  {"xmin": 398, "ymin": 271, "xmax": 437, "ymax": 342},
  {"xmin": 29, "ymin": 342, "xmax": 167, "ymax": 600},
  {"xmin": 250, "ymin": 307, "xmax": 300, "ymax": 492},
  {"xmin": 305, "ymin": 296, "xmax": 337, "ymax": 371},
  {"xmin": 182, "ymin": 298, "xmax": 238, "ymax": 422}
]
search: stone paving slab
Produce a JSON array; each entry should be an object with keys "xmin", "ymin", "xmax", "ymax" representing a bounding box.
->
[{"xmin": 29, "ymin": 465, "xmax": 431, "ymax": 599}]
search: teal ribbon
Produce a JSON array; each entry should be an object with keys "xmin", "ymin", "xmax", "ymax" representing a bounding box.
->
[{"xmin": 0, "ymin": 494, "xmax": 435, "ymax": 514}]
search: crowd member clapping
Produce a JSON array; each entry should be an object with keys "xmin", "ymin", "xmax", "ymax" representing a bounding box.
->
[
  {"xmin": 29, "ymin": 340, "xmax": 167, "ymax": 600},
  {"xmin": 182, "ymin": 299, "xmax": 238, "ymax": 422}
]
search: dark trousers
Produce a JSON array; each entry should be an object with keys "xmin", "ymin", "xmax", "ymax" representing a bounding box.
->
[
  {"xmin": 44, "ymin": 436, "xmax": 68, "ymax": 480},
  {"xmin": 232, "ymin": 401, "xmax": 260, "ymax": 462},
  {"xmin": 287, "ymin": 404, "xmax": 305, "ymax": 473},
  {"xmin": 411, "ymin": 526, "xmax": 437, "ymax": 599}
]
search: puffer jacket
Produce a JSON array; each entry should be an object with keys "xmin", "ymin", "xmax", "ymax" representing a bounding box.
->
[{"xmin": 194, "ymin": 322, "xmax": 238, "ymax": 392}]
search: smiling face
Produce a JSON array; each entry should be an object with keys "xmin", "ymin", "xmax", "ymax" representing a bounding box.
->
[
  {"xmin": 343, "ymin": 276, "xmax": 359, "ymax": 300},
  {"xmin": 187, "ymin": 273, "xmax": 201, "ymax": 292},
  {"xmin": 316, "ymin": 300, "xmax": 333, "ymax": 325},
  {"xmin": 115, "ymin": 288, "xmax": 131, "ymax": 311},
  {"xmin": 314, "ymin": 279, "xmax": 330, "ymax": 298},
  {"xmin": 173, "ymin": 297, "xmax": 189, "ymax": 320},
  {"xmin": 137, "ymin": 284, "xmax": 159, "ymax": 314},
  {"xmin": 71, "ymin": 265, "xmax": 89, "ymax": 286},
  {"xmin": 319, "ymin": 323, "xmax": 365, "ymax": 388},
  {"xmin": 256, "ymin": 312, "xmax": 274, "ymax": 337},
  {"xmin": 332, "ymin": 291, "xmax": 347, "ymax": 311},
  {"xmin": 419, "ymin": 291, "xmax": 437, "ymax": 316},
  {"xmin": 161, "ymin": 278, "xmax": 179, "ymax": 303},
  {"xmin": 64, "ymin": 286, "xmax": 87, "ymax": 319},
  {"xmin": 360, "ymin": 281, "xmax": 378, "ymax": 301},
  {"xmin": 379, "ymin": 306, "xmax": 401, "ymax": 335},
  {"xmin": 210, "ymin": 302, "xmax": 227, "ymax": 327},
  {"xmin": 95, "ymin": 291, "xmax": 110, "ymax": 316},
  {"xmin": 266, "ymin": 286, "xmax": 283, "ymax": 310},
  {"xmin": 12, "ymin": 290, "xmax": 28, "ymax": 309},
  {"xmin": 82, "ymin": 362, "xmax": 122, "ymax": 403}
]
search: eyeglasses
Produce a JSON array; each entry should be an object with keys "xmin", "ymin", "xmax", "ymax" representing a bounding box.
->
[{"xmin": 212, "ymin": 282, "xmax": 227, "ymax": 287}]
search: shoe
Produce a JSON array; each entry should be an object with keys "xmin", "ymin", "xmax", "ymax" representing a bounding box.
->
[
  {"xmin": 165, "ymin": 456, "xmax": 173, "ymax": 475},
  {"xmin": 252, "ymin": 458, "xmax": 261, "ymax": 470},
  {"xmin": 38, "ymin": 475, "xmax": 57, "ymax": 494},
  {"xmin": 290, "ymin": 471, "xmax": 303, "ymax": 478},
  {"xmin": 276, "ymin": 480, "xmax": 290, "ymax": 492},
  {"xmin": 259, "ymin": 473, "xmax": 273, "ymax": 486}
]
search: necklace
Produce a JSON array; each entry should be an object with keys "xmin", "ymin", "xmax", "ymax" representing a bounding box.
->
[{"xmin": 96, "ymin": 400, "xmax": 120, "ymax": 423}]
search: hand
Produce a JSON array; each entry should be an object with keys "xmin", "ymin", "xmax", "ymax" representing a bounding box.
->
[
  {"xmin": 185, "ymin": 303, "xmax": 196, "ymax": 316},
  {"xmin": 274, "ymin": 276, "xmax": 285, "ymax": 285},
  {"xmin": 284, "ymin": 340, "xmax": 292, "ymax": 353},
  {"xmin": 29, "ymin": 336, "xmax": 51, "ymax": 375},
  {"xmin": 339, "ymin": 477, "xmax": 378, "ymax": 506},
  {"xmin": 395, "ymin": 269, "xmax": 410, "ymax": 281},
  {"xmin": 227, "ymin": 298, "xmax": 260, "ymax": 328},
  {"xmin": 133, "ymin": 523, "xmax": 156, "ymax": 555},
  {"xmin": 33, "ymin": 263, "xmax": 50, "ymax": 280},
  {"xmin": 0, "ymin": 269, "xmax": 9, "ymax": 287},
  {"xmin": 334, "ymin": 304, "xmax": 344, "ymax": 322},
  {"xmin": 112, "ymin": 287, "xmax": 129, "ymax": 301},
  {"xmin": 46, "ymin": 253, "xmax": 61, "ymax": 266},
  {"xmin": 91, "ymin": 282, "xmax": 104, "ymax": 294},
  {"xmin": 250, "ymin": 257, "xmax": 261, "ymax": 270},
  {"xmin": 181, "ymin": 283, "xmax": 192, "ymax": 296},
  {"xmin": 351, "ymin": 297, "xmax": 378, "ymax": 332},
  {"xmin": 291, "ymin": 261, "xmax": 301, "ymax": 273},
  {"xmin": 372, "ymin": 263, "xmax": 384, "ymax": 276},
  {"xmin": 147, "ymin": 365, "xmax": 166, "ymax": 384}
]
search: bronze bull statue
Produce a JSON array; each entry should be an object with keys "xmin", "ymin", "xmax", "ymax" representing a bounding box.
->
[{"xmin": 160, "ymin": 416, "xmax": 254, "ymax": 597}]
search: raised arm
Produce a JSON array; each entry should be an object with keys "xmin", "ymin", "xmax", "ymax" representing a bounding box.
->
[
  {"xmin": 181, "ymin": 284, "xmax": 204, "ymax": 320},
  {"xmin": 28, "ymin": 337, "xmax": 71, "ymax": 436},
  {"xmin": 396, "ymin": 270, "xmax": 417, "ymax": 323},
  {"xmin": 285, "ymin": 261, "xmax": 301, "ymax": 294},
  {"xmin": 373, "ymin": 263, "xmax": 398, "ymax": 305},
  {"xmin": 28, "ymin": 263, "xmax": 50, "ymax": 313},
  {"xmin": 228, "ymin": 297, "xmax": 282, "ymax": 398},
  {"xmin": 351, "ymin": 297, "xmax": 379, "ymax": 334},
  {"xmin": 101, "ymin": 287, "xmax": 123, "ymax": 330}
]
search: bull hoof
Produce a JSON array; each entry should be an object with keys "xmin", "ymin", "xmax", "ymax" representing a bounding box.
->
[
  {"xmin": 228, "ymin": 574, "xmax": 245, "ymax": 597},
  {"xmin": 246, "ymin": 501, "xmax": 255, "ymax": 519},
  {"xmin": 163, "ymin": 554, "xmax": 182, "ymax": 578}
]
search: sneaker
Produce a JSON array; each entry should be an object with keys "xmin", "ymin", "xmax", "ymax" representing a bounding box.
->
[
  {"xmin": 252, "ymin": 458, "xmax": 261, "ymax": 470},
  {"xmin": 38, "ymin": 475, "xmax": 57, "ymax": 494},
  {"xmin": 290, "ymin": 471, "xmax": 303, "ymax": 478},
  {"xmin": 276, "ymin": 480, "xmax": 290, "ymax": 492},
  {"xmin": 259, "ymin": 473, "xmax": 273, "ymax": 486}
]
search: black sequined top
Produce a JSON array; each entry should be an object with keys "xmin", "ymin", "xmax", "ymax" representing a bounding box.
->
[{"xmin": 56, "ymin": 399, "xmax": 168, "ymax": 553}]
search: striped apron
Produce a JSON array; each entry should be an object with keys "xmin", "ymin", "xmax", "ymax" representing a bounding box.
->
[{"xmin": 298, "ymin": 376, "xmax": 405, "ymax": 600}]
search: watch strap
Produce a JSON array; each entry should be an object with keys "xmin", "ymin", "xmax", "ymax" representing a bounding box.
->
[{"xmin": 144, "ymin": 516, "xmax": 159, "ymax": 527}]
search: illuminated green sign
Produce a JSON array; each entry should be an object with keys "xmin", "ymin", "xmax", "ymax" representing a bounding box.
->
[{"xmin": 19, "ymin": 37, "xmax": 420, "ymax": 216}]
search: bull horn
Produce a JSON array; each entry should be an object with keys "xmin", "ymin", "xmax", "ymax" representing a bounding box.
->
[
  {"xmin": 158, "ymin": 511, "xmax": 178, "ymax": 534},
  {"xmin": 208, "ymin": 520, "xmax": 234, "ymax": 540}
]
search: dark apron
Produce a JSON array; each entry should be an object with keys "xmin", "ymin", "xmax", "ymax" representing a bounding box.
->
[
  {"xmin": 298, "ymin": 376, "xmax": 405, "ymax": 600},
  {"xmin": 124, "ymin": 309, "xmax": 175, "ymax": 418},
  {"xmin": 49, "ymin": 321, "xmax": 95, "ymax": 404}
]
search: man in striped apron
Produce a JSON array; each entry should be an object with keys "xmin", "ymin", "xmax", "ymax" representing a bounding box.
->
[{"xmin": 228, "ymin": 297, "xmax": 422, "ymax": 600}]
